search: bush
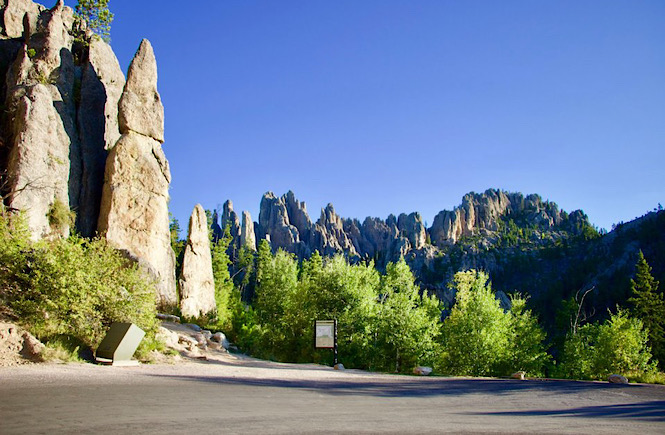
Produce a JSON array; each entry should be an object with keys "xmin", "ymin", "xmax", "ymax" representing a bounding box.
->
[
  {"xmin": 0, "ymin": 211, "xmax": 158, "ymax": 356},
  {"xmin": 438, "ymin": 271, "xmax": 548, "ymax": 377},
  {"xmin": 556, "ymin": 309, "xmax": 654, "ymax": 380}
]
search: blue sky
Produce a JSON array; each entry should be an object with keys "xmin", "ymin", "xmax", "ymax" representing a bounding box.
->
[{"xmin": 66, "ymin": 1, "xmax": 664, "ymax": 232}]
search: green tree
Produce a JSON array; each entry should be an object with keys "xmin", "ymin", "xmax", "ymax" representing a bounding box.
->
[
  {"xmin": 373, "ymin": 257, "xmax": 441, "ymax": 372},
  {"xmin": 439, "ymin": 270, "xmax": 511, "ymax": 376},
  {"xmin": 169, "ymin": 213, "xmax": 185, "ymax": 280},
  {"xmin": 505, "ymin": 294, "xmax": 550, "ymax": 376},
  {"xmin": 556, "ymin": 309, "xmax": 654, "ymax": 380},
  {"xmin": 210, "ymin": 226, "xmax": 234, "ymax": 330},
  {"xmin": 628, "ymin": 251, "xmax": 665, "ymax": 366},
  {"xmin": 75, "ymin": 0, "xmax": 114, "ymax": 42}
]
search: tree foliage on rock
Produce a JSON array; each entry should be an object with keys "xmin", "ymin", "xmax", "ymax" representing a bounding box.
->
[{"xmin": 75, "ymin": 0, "xmax": 114, "ymax": 42}]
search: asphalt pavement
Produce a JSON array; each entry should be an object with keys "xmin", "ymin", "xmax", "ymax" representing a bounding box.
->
[{"xmin": 1, "ymin": 357, "xmax": 664, "ymax": 434}]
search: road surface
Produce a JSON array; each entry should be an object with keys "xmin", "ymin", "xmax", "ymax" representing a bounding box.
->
[{"xmin": 1, "ymin": 353, "xmax": 664, "ymax": 434}]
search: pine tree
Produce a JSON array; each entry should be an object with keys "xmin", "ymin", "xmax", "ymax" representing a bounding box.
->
[
  {"xmin": 75, "ymin": 0, "xmax": 114, "ymax": 43},
  {"xmin": 628, "ymin": 251, "xmax": 665, "ymax": 366}
]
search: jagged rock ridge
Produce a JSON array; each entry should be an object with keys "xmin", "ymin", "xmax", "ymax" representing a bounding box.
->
[{"xmin": 219, "ymin": 189, "xmax": 590, "ymax": 278}]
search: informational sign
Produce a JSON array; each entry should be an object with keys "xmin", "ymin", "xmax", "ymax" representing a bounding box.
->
[{"xmin": 314, "ymin": 320, "xmax": 336, "ymax": 349}]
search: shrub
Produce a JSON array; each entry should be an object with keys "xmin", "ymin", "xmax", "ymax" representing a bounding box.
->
[
  {"xmin": 0, "ymin": 211, "xmax": 158, "ymax": 356},
  {"xmin": 556, "ymin": 309, "xmax": 654, "ymax": 380}
]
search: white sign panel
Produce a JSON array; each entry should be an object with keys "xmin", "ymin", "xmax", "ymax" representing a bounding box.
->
[{"xmin": 315, "ymin": 320, "xmax": 335, "ymax": 349}]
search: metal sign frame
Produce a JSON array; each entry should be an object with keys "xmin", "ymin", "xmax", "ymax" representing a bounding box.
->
[{"xmin": 314, "ymin": 319, "xmax": 338, "ymax": 366}]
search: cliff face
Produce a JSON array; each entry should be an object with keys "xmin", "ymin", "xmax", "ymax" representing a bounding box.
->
[
  {"xmin": 0, "ymin": 0, "xmax": 175, "ymax": 307},
  {"xmin": 0, "ymin": 0, "xmax": 125, "ymax": 239}
]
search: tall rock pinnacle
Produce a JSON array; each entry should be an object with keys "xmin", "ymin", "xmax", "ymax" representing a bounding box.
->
[
  {"xmin": 179, "ymin": 204, "xmax": 216, "ymax": 318},
  {"xmin": 97, "ymin": 39, "xmax": 176, "ymax": 308}
]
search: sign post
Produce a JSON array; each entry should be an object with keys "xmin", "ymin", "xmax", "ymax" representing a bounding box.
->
[{"xmin": 314, "ymin": 319, "xmax": 337, "ymax": 366}]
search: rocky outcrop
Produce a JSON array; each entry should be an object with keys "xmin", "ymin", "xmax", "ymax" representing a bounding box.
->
[
  {"xmin": 221, "ymin": 200, "xmax": 240, "ymax": 258},
  {"xmin": 223, "ymin": 189, "xmax": 591, "ymax": 287},
  {"xmin": 179, "ymin": 204, "xmax": 216, "ymax": 319},
  {"xmin": 240, "ymin": 210, "xmax": 256, "ymax": 251},
  {"xmin": 311, "ymin": 204, "xmax": 359, "ymax": 257},
  {"xmin": 1, "ymin": 0, "xmax": 44, "ymax": 39},
  {"xmin": 3, "ymin": 1, "xmax": 76, "ymax": 239},
  {"xmin": 429, "ymin": 189, "xmax": 571, "ymax": 245},
  {"xmin": 0, "ymin": 0, "xmax": 125, "ymax": 239},
  {"xmin": 97, "ymin": 39, "xmax": 176, "ymax": 308},
  {"xmin": 257, "ymin": 191, "xmax": 303, "ymax": 255},
  {"xmin": 398, "ymin": 212, "xmax": 427, "ymax": 250},
  {"xmin": 75, "ymin": 38, "xmax": 125, "ymax": 237}
]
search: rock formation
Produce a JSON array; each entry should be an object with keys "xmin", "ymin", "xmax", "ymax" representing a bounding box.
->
[
  {"xmin": 257, "ymin": 191, "xmax": 304, "ymax": 255},
  {"xmin": 219, "ymin": 189, "xmax": 590, "ymax": 286},
  {"xmin": 97, "ymin": 39, "xmax": 176, "ymax": 307},
  {"xmin": 311, "ymin": 204, "xmax": 359, "ymax": 257},
  {"xmin": 2, "ymin": 1, "xmax": 77, "ymax": 239},
  {"xmin": 179, "ymin": 204, "xmax": 216, "ymax": 318},
  {"xmin": 429, "ymin": 189, "xmax": 571, "ymax": 245},
  {"xmin": 0, "ymin": 0, "xmax": 125, "ymax": 239},
  {"xmin": 221, "ymin": 199, "xmax": 240, "ymax": 258},
  {"xmin": 240, "ymin": 210, "xmax": 256, "ymax": 251},
  {"xmin": 75, "ymin": 38, "xmax": 125, "ymax": 237}
]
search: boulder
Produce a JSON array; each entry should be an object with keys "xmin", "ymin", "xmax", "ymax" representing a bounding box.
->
[
  {"xmin": 334, "ymin": 363, "xmax": 345, "ymax": 371},
  {"xmin": 511, "ymin": 371, "xmax": 526, "ymax": 380},
  {"xmin": 413, "ymin": 366, "xmax": 433, "ymax": 376},
  {"xmin": 608, "ymin": 374, "xmax": 629, "ymax": 384},
  {"xmin": 183, "ymin": 323, "xmax": 202, "ymax": 332},
  {"xmin": 98, "ymin": 39, "xmax": 176, "ymax": 308},
  {"xmin": 211, "ymin": 332, "xmax": 230, "ymax": 349},
  {"xmin": 179, "ymin": 204, "xmax": 216, "ymax": 318},
  {"xmin": 20, "ymin": 331, "xmax": 44, "ymax": 359},
  {"xmin": 155, "ymin": 326, "xmax": 179, "ymax": 349},
  {"xmin": 156, "ymin": 313, "xmax": 181, "ymax": 323}
]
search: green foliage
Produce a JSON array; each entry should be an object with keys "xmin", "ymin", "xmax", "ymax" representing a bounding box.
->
[
  {"xmin": 74, "ymin": 0, "xmax": 114, "ymax": 43},
  {"xmin": 439, "ymin": 271, "xmax": 511, "ymax": 376},
  {"xmin": 438, "ymin": 271, "xmax": 548, "ymax": 377},
  {"xmin": 505, "ymin": 294, "xmax": 550, "ymax": 376},
  {"xmin": 0, "ymin": 212, "xmax": 158, "ymax": 354},
  {"xmin": 556, "ymin": 309, "xmax": 654, "ymax": 380},
  {"xmin": 169, "ymin": 213, "xmax": 185, "ymax": 281},
  {"xmin": 47, "ymin": 198, "xmax": 75, "ymax": 233},
  {"xmin": 628, "ymin": 251, "xmax": 665, "ymax": 366},
  {"xmin": 372, "ymin": 258, "xmax": 441, "ymax": 372},
  {"xmin": 231, "ymin": 247, "xmax": 440, "ymax": 372},
  {"xmin": 210, "ymin": 226, "xmax": 234, "ymax": 330}
]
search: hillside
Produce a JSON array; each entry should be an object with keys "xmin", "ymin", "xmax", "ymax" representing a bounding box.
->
[{"xmin": 213, "ymin": 189, "xmax": 664, "ymax": 329}]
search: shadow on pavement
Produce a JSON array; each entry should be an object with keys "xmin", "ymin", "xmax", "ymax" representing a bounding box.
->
[
  {"xmin": 466, "ymin": 400, "xmax": 665, "ymax": 421},
  {"xmin": 145, "ymin": 372, "xmax": 649, "ymax": 399}
]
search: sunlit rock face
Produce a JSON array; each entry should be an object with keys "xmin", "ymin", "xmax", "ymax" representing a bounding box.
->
[
  {"xmin": 0, "ymin": 0, "xmax": 125, "ymax": 239},
  {"xmin": 98, "ymin": 39, "xmax": 176, "ymax": 308},
  {"xmin": 179, "ymin": 204, "xmax": 216, "ymax": 319}
]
